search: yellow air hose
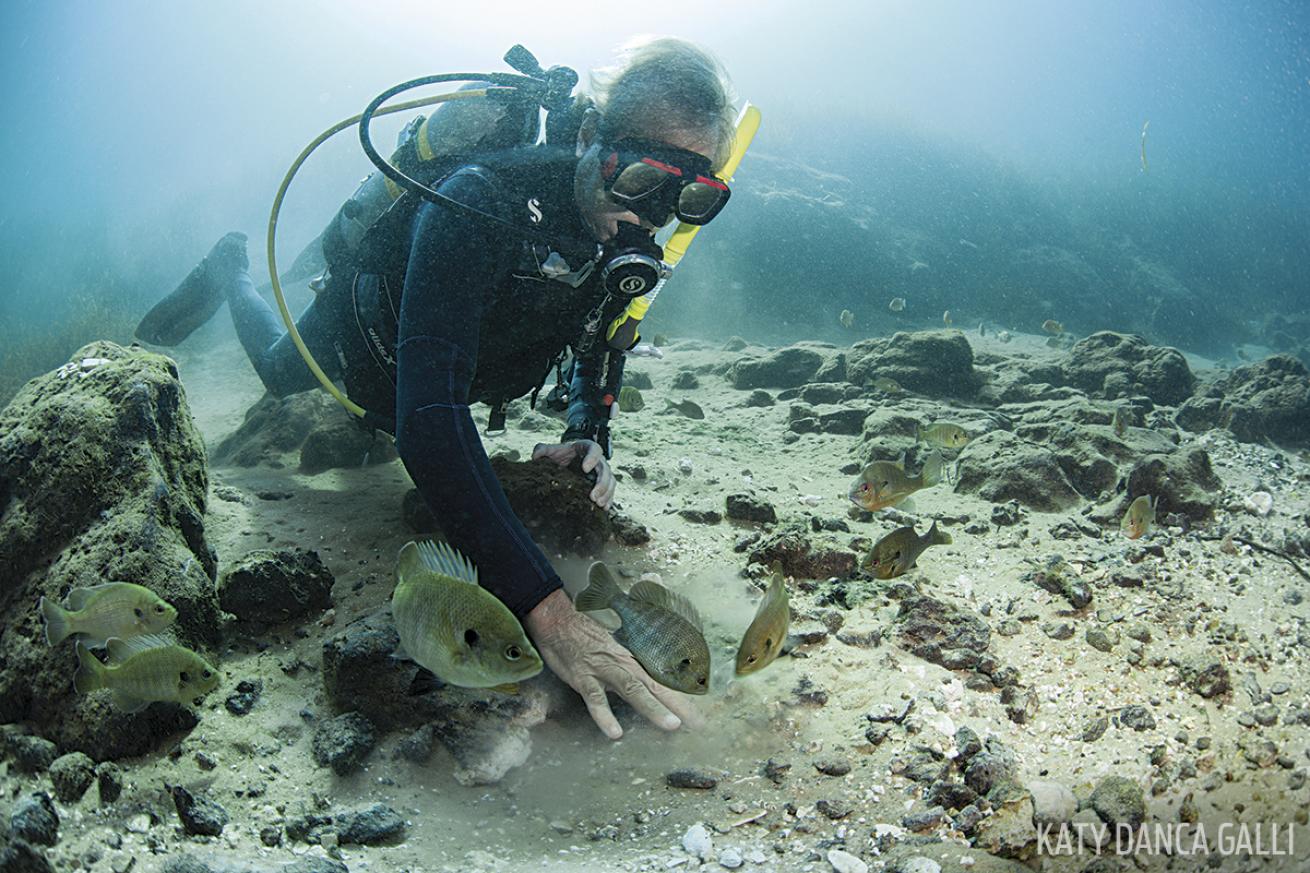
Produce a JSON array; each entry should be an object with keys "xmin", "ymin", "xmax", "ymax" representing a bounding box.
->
[{"xmin": 265, "ymin": 89, "xmax": 491, "ymax": 419}]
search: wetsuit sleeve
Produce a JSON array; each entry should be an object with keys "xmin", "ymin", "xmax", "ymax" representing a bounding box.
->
[{"xmin": 394, "ymin": 170, "xmax": 563, "ymax": 619}]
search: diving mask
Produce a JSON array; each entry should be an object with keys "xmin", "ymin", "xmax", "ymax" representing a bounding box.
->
[{"xmin": 600, "ymin": 138, "xmax": 731, "ymax": 227}]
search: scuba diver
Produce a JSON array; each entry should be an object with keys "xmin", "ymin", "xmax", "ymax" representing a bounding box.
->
[{"xmin": 134, "ymin": 38, "xmax": 740, "ymax": 740}]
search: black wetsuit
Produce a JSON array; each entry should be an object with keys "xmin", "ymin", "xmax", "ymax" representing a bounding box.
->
[{"xmin": 227, "ymin": 146, "xmax": 626, "ymax": 618}]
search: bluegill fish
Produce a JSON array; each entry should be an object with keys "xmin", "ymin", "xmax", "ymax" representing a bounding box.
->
[
  {"xmin": 1121, "ymin": 495, "xmax": 1158, "ymax": 540},
  {"xmin": 1111, "ymin": 407, "xmax": 1128, "ymax": 438},
  {"xmin": 41, "ymin": 582, "xmax": 176, "ymax": 647},
  {"xmin": 848, "ymin": 452, "xmax": 944, "ymax": 512},
  {"xmin": 575, "ymin": 563, "xmax": 710, "ymax": 695},
  {"xmin": 617, "ymin": 386, "xmax": 645, "ymax": 412},
  {"xmin": 889, "ymin": 297, "xmax": 906, "ymax": 312},
  {"xmin": 74, "ymin": 635, "xmax": 219, "ymax": 713},
  {"xmin": 663, "ymin": 399, "xmax": 706, "ymax": 419},
  {"xmin": 1042, "ymin": 319, "xmax": 1064, "ymax": 335},
  {"xmin": 839, "ymin": 309, "xmax": 856, "ymax": 329},
  {"xmin": 735, "ymin": 563, "xmax": 789, "ymax": 676},
  {"xmin": 869, "ymin": 376, "xmax": 903, "ymax": 394},
  {"xmin": 391, "ymin": 540, "xmax": 542, "ymax": 690},
  {"xmin": 917, "ymin": 422, "xmax": 971, "ymax": 450},
  {"xmin": 862, "ymin": 521, "xmax": 952, "ymax": 579}
]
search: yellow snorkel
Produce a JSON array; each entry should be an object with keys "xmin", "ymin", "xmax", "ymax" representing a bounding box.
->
[{"xmin": 605, "ymin": 102, "xmax": 762, "ymax": 349}]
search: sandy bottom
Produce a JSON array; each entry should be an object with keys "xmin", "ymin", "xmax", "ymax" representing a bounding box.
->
[{"xmin": 28, "ymin": 324, "xmax": 1310, "ymax": 873}]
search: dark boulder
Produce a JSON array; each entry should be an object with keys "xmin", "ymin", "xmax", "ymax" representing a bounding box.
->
[
  {"xmin": 895, "ymin": 595, "xmax": 991, "ymax": 670},
  {"xmin": 218, "ymin": 548, "xmax": 335, "ymax": 624},
  {"xmin": 1062, "ymin": 332, "xmax": 1194, "ymax": 405},
  {"xmin": 954, "ymin": 431, "xmax": 1081, "ymax": 512},
  {"xmin": 488, "ymin": 456, "xmax": 613, "ymax": 555},
  {"xmin": 726, "ymin": 346, "xmax": 825, "ymax": 389},
  {"xmin": 311, "ymin": 712, "xmax": 376, "ymax": 776},
  {"xmin": 1177, "ymin": 355, "xmax": 1310, "ymax": 446},
  {"xmin": 748, "ymin": 525, "xmax": 857, "ymax": 579},
  {"xmin": 847, "ymin": 330, "xmax": 982, "ymax": 397}
]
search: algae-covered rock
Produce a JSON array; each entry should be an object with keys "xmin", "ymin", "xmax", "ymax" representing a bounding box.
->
[
  {"xmin": 0, "ymin": 341, "xmax": 218, "ymax": 759},
  {"xmin": 847, "ymin": 330, "xmax": 981, "ymax": 397},
  {"xmin": 1176, "ymin": 355, "xmax": 1310, "ymax": 446},
  {"xmin": 954, "ymin": 430, "xmax": 1081, "ymax": 512},
  {"xmin": 1062, "ymin": 332, "xmax": 1195, "ymax": 405},
  {"xmin": 726, "ymin": 346, "xmax": 825, "ymax": 389},
  {"xmin": 212, "ymin": 390, "xmax": 396, "ymax": 471},
  {"xmin": 1123, "ymin": 448, "xmax": 1220, "ymax": 522},
  {"xmin": 895, "ymin": 595, "xmax": 991, "ymax": 670}
]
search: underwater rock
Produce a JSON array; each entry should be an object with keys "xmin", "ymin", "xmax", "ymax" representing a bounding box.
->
[
  {"xmin": 748, "ymin": 524, "xmax": 857, "ymax": 579},
  {"xmin": 895, "ymin": 595, "xmax": 991, "ymax": 671},
  {"xmin": 726, "ymin": 345, "xmax": 825, "ymax": 389},
  {"xmin": 855, "ymin": 408, "xmax": 924, "ymax": 464},
  {"xmin": 311, "ymin": 712, "xmax": 376, "ymax": 776},
  {"xmin": 1176, "ymin": 651, "xmax": 1231, "ymax": 699},
  {"xmin": 954, "ymin": 431, "xmax": 1081, "ymax": 512},
  {"xmin": 743, "ymin": 389, "xmax": 775, "ymax": 407},
  {"xmin": 8, "ymin": 792, "xmax": 59, "ymax": 846},
  {"xmin": 5, "ymin": 734, "xmax": 57, "ymax": 775},
  {"xmin": 96, "ymin": 763, "xmax": 123, "ymax": 804},
  {"xmin": 971, "ymin": 781, "xmax": 1036, "ymax": 860},
  {"xmin": 0, "ymin": 341, "xmax": 219, "ymax": 758},
  {"xmin": 666, "ymin": 768, "xmax": 718, "ymax": 789},
  {"xmin": 624, "ymin": 369, "xmax": 654, "ymax": 390},
  {"xmin": 219, "ymin": 548, "xmax": 335, "ymax": 625},
  {"xmin": 168, "ymin": 784, "xmax": 228, "ymax": 837},
  {"xmin": 847, "ymin": 330, "xmax": 981, "ymax": 398},
  {"xmin": 48, "ymin": 752, "xmax": 96, "ymax": 803},
  {"xmin": 336, "ymin": 803, "xmax": 407, "ymax": 845},
  {"xmin": 817, "ymin": 406, "xmax": 870, "ymax": 435},
  {"xmin": 321, "ymin": 609, "xmax": 548, "ymax": 785},
  {"xmin": 0, "ymin": 840, "xmax": 55, "ymax": 873},
  {"xmin": 1027, "ymin": 780, "xmax": 1077, "ymax": 826},
  {"xmin": 488, "ymin": 456, "xmax": 613, "ymax": 555},
  {"xmin": 211, "ymin": 390, "xmax": 330, "ymax": 466},
  {"xmin": 1062, "ymin": 332, "xmax": 1195, "ymax": 405},
  {"xmin": 1117, "ymin": 448, "xmax": 1221, "ymax": 523},
  {"xmin": 1176, "ymin": 354, "xmax": 1310, "ymax": 446},
  {"xmin": 299, "ymin": 413, "xmax": 397, "ymax": 474},
  {"xmin": 725, "ymin": 493, "xmax": 778, "ymax": 524},
  {"xmin": 1089, "ymin": 775, "xmax": 1146, "ymax": 828}
]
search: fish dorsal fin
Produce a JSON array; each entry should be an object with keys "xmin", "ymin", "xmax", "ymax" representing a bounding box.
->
[
  {"xmin": 414, "ymin": 540, "xmax": 479, "ymax": 585},
  {"xmin": 629, "ymin": 580, "xmax": 703, "ymax": 630},
  {"xmin": 105, "ymin": 633, "xmax": 174, "ymax": 664},
  {"xmin": 894, "ymin": 451, "xmax": 907, "ymax": 471},
  {"xmin": 65, "ymin": 583, "xmax": 120, "ymax": 612},
  {"xmin": 758, "ymin": 568, "xmax": 788, "ymax": 615},
  {"xmin": 575, "ymin": 563, "xmax": 622, "ymax": 613},
  {"xmin": 396, "ymin": 541, "xmax": 425, "ymax": 583}
]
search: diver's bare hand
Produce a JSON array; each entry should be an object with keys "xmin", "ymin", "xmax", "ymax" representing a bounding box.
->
[
  {"xmin": 524, "ymin": 589, "xmax": 698, "ymax": 740},
  {"xmin": 531, "ymin": 439, "xmax": 615, "ymax": 509}
]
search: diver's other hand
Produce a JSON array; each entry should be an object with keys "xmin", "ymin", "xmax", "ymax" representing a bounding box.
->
[
  {"xmin": 531, "ymin": 439, "xmax": 615, "ymax": 509},
  {"xmin": 524, "ymin": 589, "xmax": 698, "ymax": 740}
]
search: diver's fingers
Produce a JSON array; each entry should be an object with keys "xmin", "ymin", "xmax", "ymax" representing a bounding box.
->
[
  {"xmin": 578, "ymin": 677, "xmax": 623, "ymax": 740},
  {"xmin": 580, "ymin": 440, "xmax": 603, "ymax": 473},
  {"xmin": 607, "ymin": 671, "xmax": 681, "ymax": 732},
  {"xmin": 531, "ymin": 442, "xmax": 552, "ymax": 461},
  {"xmin": 645, "ymin": 682, "xmax": 704, "ymax": 730},
  {"xmin": 590, "ymin": 462, "xmax": 616, "ymax": 509}
]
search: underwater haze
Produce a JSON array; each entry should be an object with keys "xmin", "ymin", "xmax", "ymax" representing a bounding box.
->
[
  {"xmin": 1, "ymin": 0, "xmax": 1307, "ymax": 399},
  {"xmin": 6, "ymin": 4, "xmax": 1310, "ymax": 873}
]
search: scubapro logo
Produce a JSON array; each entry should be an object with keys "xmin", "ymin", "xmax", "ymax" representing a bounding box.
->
[
  {"xmin": 619, "ymin": 275, "xmax": 647, "ymax": 295},
  {"xmin": 527, "ymin": 198, "xmax": 543, "ymax": 224}
]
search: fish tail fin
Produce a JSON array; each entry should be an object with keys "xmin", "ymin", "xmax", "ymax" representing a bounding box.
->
[
  {"xmin": 928, "ymin": 520, "xmax": 953, "ymax": 546},
  {"xmin": 921, "ymin": 451, "xmax": 944, "ymax": 487},
  {"xmin": 40, "ymin": 597, "xmax": 71, "ymax": 646},
  {"xmin": 73, "ymin": 642, "xmax": 105, "ymax": 694},
  {"xmin": 575, "ymin": 563, "xmax": 621, "ymax": 613}
]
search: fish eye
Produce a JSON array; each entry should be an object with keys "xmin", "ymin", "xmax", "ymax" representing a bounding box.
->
[
  {"xmin": 179, "ymin": 671, "xmax": 191, "ymax": 683},
  {"xmin": 859, "ymin": 483, "xmax": 870, "ymax": 493},
  {"xmin": 202, "ymin": 670, "xmax": 213, "ymax": 679},
  {"xmin": 134, "ymin": 607, "xmax": 144, "ymax": 618},
  {"xmin": 505, "ymin": 644, "xmax": 521, "ymax": 661},
  {"xmin": 679, "ymin": 658, "xmax": 692, "ymax": 667},
  {"xmin": 464, "ymin": 628, "xmax": 480, "ymax": 648},
  {"xmin": 154, "ymin": 604, "xmax": 166, "ymax": 613},
  {"xmin": 697, "ymin": 677, "xmax": 707, "ymax": 686},
  {"xmin": 747, "ymin": 654, "xmax": 757, "ymax": 663}
]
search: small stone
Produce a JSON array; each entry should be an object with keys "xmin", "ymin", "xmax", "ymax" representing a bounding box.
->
[
  {"xmin": 1119, "ymin": 704, "xmax": 1157, "ymax": 732},
  {"xmin": 718, "ymin": 847, "xmax": 744, "ymax": 869},
  {"xmin": 49, "ymin": 752, "xmax": 96, "ymax": 803},
  {"xmin": 311, "ymin": 711, "xmax": 376, "ymax": 775},
  {"xmin": 0, "ymin": 840, "xmax": 55, "ymax": 873},
  {"xmin": 743, "ymin": 389, "xmax": 774, "ymax": 407},
  {"xmin": 125, "ymin": 813, "xmax": 151, "ymax": 834},
  {"xmin": 1178, "ymin": 653, "xmax": 1231, "ymax": 698},
  {"xmin": 1027, "ymin": 780, "xmax": 1077, "ymax": 825},
  {"xmin": 9, "ymin": 792, "xmax": 60, "ymax": 846},
  {"xmin": 549, "ymin": 820, "xmax": 573, "ymax": 835},
  {"xmin": 169, "ymin": 785, "xmax": 228, "ymax": 837},
  {"xmin": 725, "ymin": 493, "xmax": 778, "ymax": 524},
  {"xmin": 901, "ymin": 806, "xmax": 945, "ymax": 831},
  {"xmin": 682, "ymin": 822, "xmax": 713, "ymax": 860},
  {"xmin": 224, "ymin": 679, "xmax": 263, "ymax": 716},
  {"xmin": 260, "ymin": 826, "xmax": 283, "ymax": 847},
  {"xmin": 893, "ymin": 858, "xmax": 942, "ymax": 873},
  {"xmin": 1082, "ymin": 716, "xmax": 1109, "ymax": 742},
  {"xmin": 160, "ymin": 857, "xmax": 210, "ymax": 873},
  {"xmin": 763, "ymin": 758, "xmax": 791, "ymax": 783},
  {"xmin": 96, "ymin": 760, "xmax": 123, "ymax": 802},
  {"xmin": 827, "ymin": 848, "xmax": 868, "ymax": 873},
  {"xmin": 817, "ymin": 799, "xmax": 852, "ymax": 820},
  {"xmin": 1124, "ymin": 623, "xmax": 1152, "ymax": 643},
  {"xmin": 336, "ymin": 803, "xmax": 407, "ymax": 845},
  {"xmin": 1090, "ymin": 775, "xmax": 1145, "ymax": 828},
  {"xmin": 394, "ymin": 724, "xmax": 435, "ymax": 763},
  {"xmin": 864, "ymin": 723, "xmax": 891, "ymax": 746},
  {"xmin": 666, "ymin": 768, "xmax": 718, "ymax": 790},
  {"xmin": 955, "ymin": 725, "xmax": 983, "ymax": 761},
  {"xmin": 1253, "ymin": 703, "xmax": 1279, "ymax": 726},
  {"xmin": 814, "ymin": 758, "xmax": 851, "ymax": 777},
  {"xmin": 1086, "ymin": 627, "xmax": 1118, "ymax": 652},
  {"xmin": 1042, "ymin": 621, "xmax": 1074, "ymax": 641},
  {"xmin": 194, "ymin": 751, "xmax": 218, "ymax": 771}
]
